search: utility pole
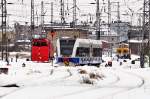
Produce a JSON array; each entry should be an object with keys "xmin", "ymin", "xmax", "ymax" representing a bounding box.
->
[
  {"xmin": 108, "ymin": 0, "xmax": 112, "ymax": 57},
  {"xmin": 140, "ymin": 0, "xmax": 149, "ymax": 68},
  {"xmin": 96, "ymin": 0, "xmax": 100, "ymax": 40},
  {"xmin": 35, "ymin": 9, "xmax": 39, "ymax": 26},
  {"xmin": 41, "ymin": 1, "xmax": 44, "ymax": 33},
  {"xmin": 51, "ymin": 2, "xmax": 53, "ymax": 26},
  {"xmin": 73, "ymin": 0, "xmax": 77, "ymax": 27},
  {"xmin": 60, "ymin": 0, "xmax": 65, "ymax": 25},
  {"xmin": 31, "ymin": 0, "xmax": 34, "ymax": 38},
  {"xmin": 108, "ymin": 0, "xmax": 111, "ymax": 35},
  {"xmin": 149, "ymin": 0, "xmax": 150, "ymax": 67},
  {"xmin": 117, "ymin": 2, "xmax": 120, "ymax": 43},
  {"xmin": 1, "ymin": 0, "xmax": 8, "ymax": 61}
]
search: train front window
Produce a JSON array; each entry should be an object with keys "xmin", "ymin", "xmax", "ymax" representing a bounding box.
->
[
  {"xmin": 61, "ymin": 48, "xmax": 73, "ymax": 56},
  {"xmin": 33, "ymin": 42, "xmax": 40, "ymax": 46},
  {"xmin": 60, "ymin": 39, "xmax": 75, "ymax": 56},
  {"xmin": 76, "ymin": 47, "xmax": 90, "ymax": 57},
  {"xmin": 60, "ymin": 39, "xmax": 75, "ymax": 45},
  {"xmin": 32, "ymin": 42, "xmax": 48, "ymax": 47},
  {"xmin": 92, "ymin": 48, "xmax": 102, "ymax": 57},
  {"xmin": 41, "ymin": 42, "xmax": 47, "ymax": 46}
]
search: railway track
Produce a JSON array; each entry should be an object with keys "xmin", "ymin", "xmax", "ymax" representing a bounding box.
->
[
  {"xmin": 0, "ymin": 67, "xmax": 145, "ymax": 99},
  {"xmin": 49, "ymin": 68, "xmax": 145, "ymax": 99},
  {"xmin": 0, "ymin": 67, "xmax": 72, "ymax": 99},
  {"xmin": 97, "ymin": 67, "xmax": 145, "ymax": 99}
]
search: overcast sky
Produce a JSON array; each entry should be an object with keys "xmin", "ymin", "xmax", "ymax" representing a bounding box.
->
[{"xmin": 5, "ymin": 0, "xmax": 143, "ymax": 26}]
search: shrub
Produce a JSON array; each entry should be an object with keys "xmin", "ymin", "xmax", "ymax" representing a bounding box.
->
[
  {"xmin": 82, "ymin": 76, "xmax": 93, "ymax": 84},
  {"xmin": 89, "ymin": 73, "xmax": 96, "ymax": 79},
  {"xmin": 78, "ymin": 69, "xmax": 87, "ymax": 74},
  {"xmin": 89, "ymin": 73, "xmax": 105, "ymax": 80}
]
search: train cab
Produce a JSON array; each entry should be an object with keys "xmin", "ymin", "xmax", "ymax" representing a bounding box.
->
[{"xmin": 31, "ymin": 34, "xmax": 54, "ymax": 62}]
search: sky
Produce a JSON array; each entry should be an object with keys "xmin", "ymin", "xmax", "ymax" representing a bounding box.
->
[{"xmin": 4, "ymin": 0, "xmax": 143, "ymax": 26}]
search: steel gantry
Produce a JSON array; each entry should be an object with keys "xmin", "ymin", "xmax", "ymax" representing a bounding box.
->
[
  {"xmin": 140, "ymin": 0, "xmax": 150, "ymax": 68},
  {"xmin": 1, "ymin": 0, "xmax": 8, "ymax": 62}
]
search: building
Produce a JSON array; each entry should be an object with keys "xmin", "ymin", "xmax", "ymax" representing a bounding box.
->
[{"xmin": 44, "ymin": 26, "xmax": 89, "ymax": 50}]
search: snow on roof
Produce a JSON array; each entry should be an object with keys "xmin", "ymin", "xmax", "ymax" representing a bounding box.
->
[
  {"xmin": 76, "ymin": 38, "xmax": 102, "ymax": 48},
  {"xmin": 129, "ymin": 40, "xmax": 148, "ymax": 43},
  {"xmin": 16, "ymin": 40, "xmax": 31, "ymax": 43},
  {"xmin": 77, "ymin": 38, "xmax": 102, "ymax": 45},
  {"xmin": 129, "ymin": 40, "xmax": 142, "ymax": 43}
]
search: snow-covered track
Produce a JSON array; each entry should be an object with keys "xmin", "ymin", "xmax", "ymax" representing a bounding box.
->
[
  {"xmin": 51, "ymin": 68, "xmax": 145, "ymax": 99},
  {"xmin": 0, "ymin": 67, "xmax": 73, "ymax": 99},
  {"xmin": 97, "ymin": 68, "xmax": 145, "ymax": 99}
]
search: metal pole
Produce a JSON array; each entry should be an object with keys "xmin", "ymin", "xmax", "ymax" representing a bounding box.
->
[
  {"xmin": 108, "ymin": 0, "xmax": 112, "ymax": 57},
  {"xmin": 1, "ymin": 0, "xmax": 4, "ymax": 60},
  {"xmin": 51, "ymin": 2, "xmax": 53, "ymax": 26},
  {"xmin": 41, "ymin": 1, "xmax": 44, "ymax": 34},
  {"xmin": 5, "ymin": 0, "xmax": 8, "ymax": 62},
  {"xmin": 117, "ymin": 2, "xmax": 120, "ymax": 43},
  {"xmin": 31, "ymin": 0, "xmax": 34, "ymax": 37},
  {"xmin": 1, "ymin": 0, "xmax": 8, "ymax": 62},
  {"xmin": 60, "ymin": 0, "xmax": 65, "ymax": 25},
  {"xmin": 149, "ymin": 0, "xmax": 150, "ymax": 67},
  {"xmin": 96, "ymin": 0, "xmax": 100, "ymax": 40},
  {"xmin": 73, "ymin": 0, "xmax": 76, "ymax": 27},
  {"xmin": 51, "ymin": 2, "xmax": 54, "ymax": 66},
  {"xmin": 140, "ymin": 0, "xmax": 146, "ymax": 68}
]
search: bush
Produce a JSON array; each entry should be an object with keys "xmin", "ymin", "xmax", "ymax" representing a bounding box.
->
[
  {"xmin": 89, "ymin": 73, "xmax": 96, "ymax": 79},
  {"xmin": 131, "ymin": 60, "xmax": 135, "ymax": 64},
  {"xmin": 78, "ymin": 69, "xmax": 87, "ymax": 74},
  {"xmin": 82, "ymin": 76, "xmax": 93, "ymax": 84},
  {"xmin": 89, "ymin": 73, "xmax": 105, "ymax": 79},
  {"xmin": 123, "ymin": 60, "xmax": 127, "ymax": 62}
]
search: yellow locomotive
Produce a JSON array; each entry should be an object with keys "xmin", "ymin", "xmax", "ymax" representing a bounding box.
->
[{"xmin": 116, "ymin": 43, "xmax": 130, "ymax": 59}]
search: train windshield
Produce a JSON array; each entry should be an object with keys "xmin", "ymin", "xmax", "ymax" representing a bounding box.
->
[
  {"xmin": 60, "ymin": 39, "xmax": 75, "ymax": 56},
  {"xmin": 33, "ymin": 41, "xmax": 48, "ymax": 47}
]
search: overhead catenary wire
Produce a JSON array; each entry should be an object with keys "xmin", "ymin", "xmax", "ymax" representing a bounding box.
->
[{"xmin": 0, "ymin": 0, "xmax": 144, "ymax": 26}]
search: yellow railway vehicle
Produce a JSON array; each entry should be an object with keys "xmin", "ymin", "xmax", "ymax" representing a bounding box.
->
[{"xmin": 116, "ymin": 43, "xmax": 130, "ymax": 59}]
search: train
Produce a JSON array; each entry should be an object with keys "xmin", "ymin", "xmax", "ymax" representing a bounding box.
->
[
  {"xmin": 56, "ymin": 37, "xmax": 103, "ymax": 66},
  {"xmin": 31, "ymin": 37, "xmax": 54, "ymax": 62},
  {"xmin": 116, "ymin": 43, "xmax": 130, "ymax": 59}
]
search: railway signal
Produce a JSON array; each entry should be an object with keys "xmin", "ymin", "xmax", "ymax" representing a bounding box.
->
[{"xmin": 50, "ymin": 29, "xmax": 56, "ymax": 40}]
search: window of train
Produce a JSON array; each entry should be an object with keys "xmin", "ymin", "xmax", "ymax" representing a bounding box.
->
[
  {"xmin": 76, "ymin": 47, "xmax": 90, "ymax": 57},
  {"xmin": 41, "ymin": 42, "xmax": 48, "ymax": 46},
  {"xmin": 92, "ymin": 48, "xmax": 102, "ymax": 57},
  {"xmin": 61, "ymin": 47, "xmax": 74, "ymax": 56},
  {"xmin": 33, "ymin": 42, "xmax": 48, "ymax": 47},
  {"xmin": 33, "ymin": 42, "xmax": 40, "ymax": 46},
  {"xmin": 60, "ymin": 39, "xmax": 75, "ymax": 56}
]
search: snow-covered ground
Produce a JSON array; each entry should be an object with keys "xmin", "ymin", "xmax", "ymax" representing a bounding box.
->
[{"xmin": 0, "ymin": 52, "xmax": 150, "ymax": 99}]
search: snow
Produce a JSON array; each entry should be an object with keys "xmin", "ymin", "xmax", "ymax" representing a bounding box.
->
[{"xmin": 0, "ymin": 52, "xmax": 150, "ymax": 99}]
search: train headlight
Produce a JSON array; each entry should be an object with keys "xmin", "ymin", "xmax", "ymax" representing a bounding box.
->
[
  {"xmin": 117, "ymin": 48, "xmax": 122, "ymax": 54},
  {"xmin": 123, "ymin": 48, "xmax": 129, "ymax": 53}
]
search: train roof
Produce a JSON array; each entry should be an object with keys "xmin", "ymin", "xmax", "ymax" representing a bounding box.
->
[
  {"xmin": 57, "ymin": 38, "xmax": 102, "ymax": 47},
  {"xmin": 16, "ymin": 40, "xmax": 31, "ymax": 43},
  {"xmin": 32, "ymin": 38, "xmax": 49, "ymax": 42},
  {"xmin": 76, "ymin": 38, "xmax": 102, "ymax": 44},
  {"xmin": 75, "ymin": 38, "xmax": 102, "ymax": 48}
]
